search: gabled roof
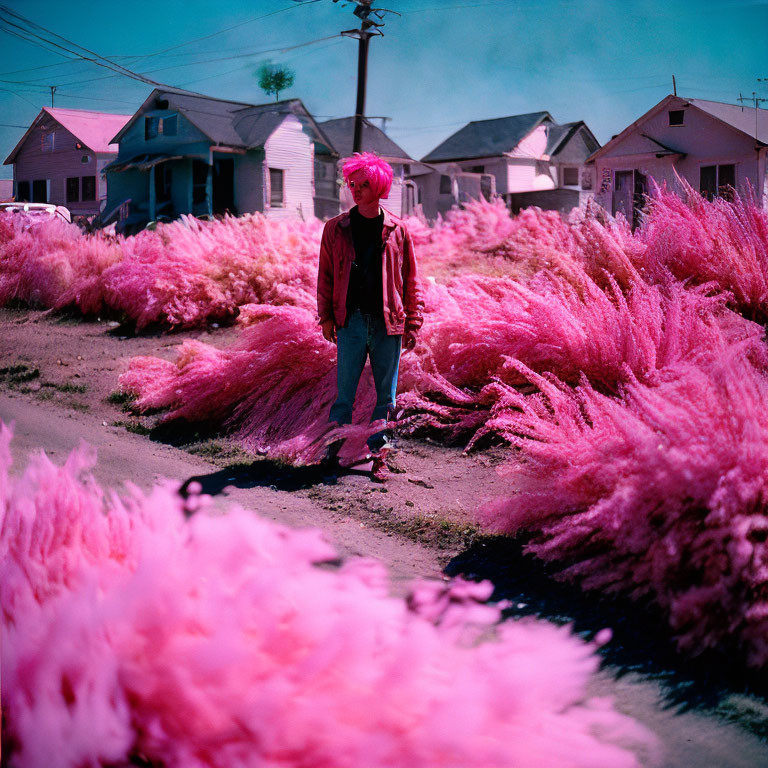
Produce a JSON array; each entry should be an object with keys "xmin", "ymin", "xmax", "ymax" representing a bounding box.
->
[
  {"xmin": 687, "ymin": 98, "xmax": 768, "ymax": 144},
  {"xmin": 4, "ymin": 107, "xmax": 131, "ymax": 164},
  {"xmin": 111, "ymin": 88, "xmax": 336, "ymax": 155},
  {"xmin": 421, "ymin": 111, "xmax": 552, "ymax": 163},
  {"xmin": 317, "ymin": 117, "xmax": 413, "ymax": 162},
  {"xmin": 587, "ymin": 95, "xmax": 768, "ymax": 164}
]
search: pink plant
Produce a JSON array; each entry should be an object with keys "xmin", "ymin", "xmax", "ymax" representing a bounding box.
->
[
  {"xmin": 121, "ymin": 269, "xmax": 764, "ymax": 456},
  {"xmin": 476, "ymin": 351, "xmax": 768, "ymax": 665},
  {"xmin": 0, "ymin": 212, "xmax": 320, "ymax": 328},
  {"xmin": 0, "ymin": 424, "xmax": 655, "ymax": 768},
  {"xmin": 638, "ymin": 183, "xmax": 768, "ymax": 320}
]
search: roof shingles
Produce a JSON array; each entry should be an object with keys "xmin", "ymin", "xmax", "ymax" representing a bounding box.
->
[{"xmin": 421, "ymin": 112, "xmax": 552, "ymax": 163}]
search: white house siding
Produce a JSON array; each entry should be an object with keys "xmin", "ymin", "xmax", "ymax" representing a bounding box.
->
[
  {"xmin": 381, "ymin": 166, "xmax": 405, "ymax": 217},
  {"xmin": 263, "ymin": 114, "xmax": 314, "ymax": 221},
  {"xmin": 508, "ymin": 124, "xmax": 550, "ymax": 159},
  {"xmin": 593, "ymin": 99, "xmax": 765, "ymax": 212},
  {"xmin": 506, "ymin": 158, "xmax": 554, "ymax": 193}
]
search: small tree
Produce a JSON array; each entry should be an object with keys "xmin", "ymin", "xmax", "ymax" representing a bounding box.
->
[{"xmin": 257, "ymin": 62, "xmax": 295, "ymax": 102}]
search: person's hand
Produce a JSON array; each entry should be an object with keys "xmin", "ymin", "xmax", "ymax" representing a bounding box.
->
[
  {"xmin": 403, "ymin": 328, "xmax": 418, "ymax": 352},
  {"xmin": 321, "ymin": 319, "xmax": 337, "ymax": 344}
]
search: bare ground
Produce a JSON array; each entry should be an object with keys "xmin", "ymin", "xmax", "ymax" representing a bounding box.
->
[{"xmin": 3, "ymin": 305, "xmax": 768, "ymax": 767}]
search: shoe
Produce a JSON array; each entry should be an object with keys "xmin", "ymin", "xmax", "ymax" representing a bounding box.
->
[
  {"xmin": 371, "ymin": 449, "xmax": 391, "ymax": 483},
  {"xmin": 321, "ymin": 438, "xmax": 344, "ymax": 467}
]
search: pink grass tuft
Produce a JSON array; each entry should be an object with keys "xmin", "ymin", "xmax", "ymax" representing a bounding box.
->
[{"xmin": 0, "ymin": 424, "xmax": 655, "ymax": 768}]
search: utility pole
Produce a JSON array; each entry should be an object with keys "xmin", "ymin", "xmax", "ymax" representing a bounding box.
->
[
  {"xmin": 337, "ymin": 1, "xmax": 398, "ymax": 153},
  {"xmin": 737, "ymin": 91, "xmax": 766, "ymax": 141},
  {"xmin": 49, "ymin": 85, "xmax": 56, "ymax": 107}
]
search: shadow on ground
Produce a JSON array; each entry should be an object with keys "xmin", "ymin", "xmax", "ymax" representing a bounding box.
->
[
  {"xmin": 448, "ymin": 536, "xmax": 768, "ymax": 721},
  {"xmin": 177, "ymin": 459, "xmax": 372, "ymax": 499}
]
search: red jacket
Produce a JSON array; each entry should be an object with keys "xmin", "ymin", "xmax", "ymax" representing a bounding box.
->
[{"xmin": 317, "ymin": 207, "xmax": 424, "ymax": 336}]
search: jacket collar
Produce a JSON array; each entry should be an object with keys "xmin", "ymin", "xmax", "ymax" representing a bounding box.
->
[{"xmin": 338, "ymin": 206, "xmax": 397, "ymax": 230}]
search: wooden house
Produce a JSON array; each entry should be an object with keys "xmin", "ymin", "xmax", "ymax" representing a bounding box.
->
[
  {"xmin": 315, "ymin": 117, "xmax": 417, "ymax": 219},
  {"xmin": 3, "ymin": 107, "xmax": 131, "ymax": 217},
  {"xmin": 105, "ymin": 88, "xmax": 336, "ymax": 229},
  {"xmin": 587, "ymin": 95, "xmax": 768, "ymax": 226},
  {"xmin": 420, "ymin": 112, "xmax": 600, "ymax": 217}
]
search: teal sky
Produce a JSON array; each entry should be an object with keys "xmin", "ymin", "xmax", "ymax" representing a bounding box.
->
[{"xmin": 1, "ymin": 0, "xmax": 767, "ymax": 179}]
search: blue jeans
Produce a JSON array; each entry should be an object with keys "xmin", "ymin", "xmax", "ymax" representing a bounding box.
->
[{"xmin": 329, "ymin": 310, "xmax": 401, "ymax": 452}]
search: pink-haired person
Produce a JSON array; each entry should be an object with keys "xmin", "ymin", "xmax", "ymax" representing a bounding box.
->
[{"xmin": 317, "ymin": 152, "xmax": 424, "ymax": 480}]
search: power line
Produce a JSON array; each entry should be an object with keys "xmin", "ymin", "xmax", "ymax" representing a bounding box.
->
[
  {"xmin": 0, "ymin": 7, "xmax": 169, "ymax": 87},
  {"xmin": 0, "ymin": 6, "xmax": 341, "ymax": 99},
  {"xmin": 126, "ymin": 0, "xmax": 323, "ymax": 62}
]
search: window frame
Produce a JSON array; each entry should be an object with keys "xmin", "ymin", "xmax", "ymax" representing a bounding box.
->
[
  {"xmin": 145, "ymin": 116, "xmax": 159, "ymax": 141},
  {"xmin": 66, "ymin": 176, "xmax": 80, "ymax": 203},
  {"xmin": 41, "ymin": 130, "xmax": 55, "ymax": 152},
  {"xmin": 32, "ymin": 179, "xmax": 48, "ymax": 203},
  {"xmin": 82, "ymin": 175, "xmax": 96, "ymax": 202},
  {"xmin": 700, "ymin": 163, "xmax": 736, "ymax": 201},
  {"xmin": 16, "ymin": 180, "xmax": 30, "ymax": 202},
  {"xmin": 668, "ymin": 110, "xmax": 685, "ymax": 127},
  {"xmin": 562, "ymin": 166, "xmax": 580, "ymax": 187},
  {"xmin": 269, "ymin": 167, "xmax": 285, "ymax": 208}
]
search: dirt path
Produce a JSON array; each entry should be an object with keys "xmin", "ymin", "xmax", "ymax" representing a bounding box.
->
[{"xmin": 3, "ymin": 307, "xmax": 768, "ymax": 767}]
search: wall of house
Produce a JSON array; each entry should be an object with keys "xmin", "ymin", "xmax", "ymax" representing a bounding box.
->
[
  {"xmin": 314, "ymin": 155, "xmax": 339, "ymax": 219},
  {"xmin": 509, "ymin": 188, "xmax": 581, "ymax": 215},
  {"xmin": 12, "ymin": 113, "xmax": 112, "ymax": 215},
  {"xmin": 170, "ymin": 159, "xmax": 192, "ymax": 216},
  {"xmin": 117, "ymin": 109, "xmax": 209, "ymax": 161},
  {"xmin": 507, "ymin": 158, "xmax": 555, "ymax": 193},
  {"xmin": 382, "ymin": 165, "xmax": 405, "ymax": 218},
  {"xmin": 592, "ymin": 101, "xmax": 764, "ymax": 211},
  {"xmin": 106, "ymin": 109, "xmax": 210, "ymax": 216},
  {"xmin": 234, "ymin": 150, "xmax": 264, "ymax": 214},
  {"xmin": 508, "ymin": 123, "xmax": 550, "ymax": 158},
  {"xmin": 263, "ymin": 114, "xmax": 314, "ymax": 220},
  {"xmin": 105, "ymin": 169, "xmax": 150, "ymax": 219}
]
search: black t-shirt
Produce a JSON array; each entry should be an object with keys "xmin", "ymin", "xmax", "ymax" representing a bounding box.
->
[{"xmin": 346, "ymin": 206, "xmax": 384, "ymax": 318}]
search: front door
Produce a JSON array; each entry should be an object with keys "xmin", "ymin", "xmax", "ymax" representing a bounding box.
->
[
  {"xmin": 212, "ymin": 158, "xmax": 235, "ymax": 215},
  {"xmin": 612, "ymin": 170, "xmax": 647, "ymax": 229},
  {"xmin": 612, "ymin": 171, "xmax": 634, "ymax": 220}
]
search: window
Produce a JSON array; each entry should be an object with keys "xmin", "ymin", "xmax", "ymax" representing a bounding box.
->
[
  {"xmin": 700, "ymin": 164, "xmax": 736, "ymax": 201},
  {"xmin": 269, "ymin": 168, "xmax": 284, "ymax": 207},
  {"xmin": 82, "ymin": 176, "xmax": 96, "ymax": 201},
  {"xmin": 81, "ymin": 154, "xmax": 91, "ymax": 164},
  {"xmin": 439, "ymin": 174, "xmax": 452, "ymax": 194},
  {"xmin": 41, "ymin": 130, "xmax": 55, "ymax": 152},
  {"xmin": 32, "ymin": 179, "xmax": 47, "ymax": 203},
  {"xmin": 668, "ymin": 110, "xmax": 685, "ymax": 126},
  {"xmin": 145, "ymin": 116, "xmax": 159, "ymax": 140},
  {"xmin": 163, "ymin": 114, "xmax": 178, "ymax": 136},
  {"xmin": 563, "ymin": 167, "xmax": 579, "ymax": 187},
  {"xmin": 16, "ymin": 181, "xmax": 30, "ymax": 202},
  {"xmin": 66, "ymin": 177, "xmax": 80, "ymax": 203}
]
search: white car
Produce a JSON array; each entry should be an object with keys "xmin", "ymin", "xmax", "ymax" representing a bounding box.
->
[{"xmin": 0, "ymin": 202, "xmax": 72, "ymax": 223}]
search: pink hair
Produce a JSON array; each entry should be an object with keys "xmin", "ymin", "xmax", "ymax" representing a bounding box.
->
[{"xmin": 341, "ymin": 152, "xmax": 393, "ymax": 199}]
